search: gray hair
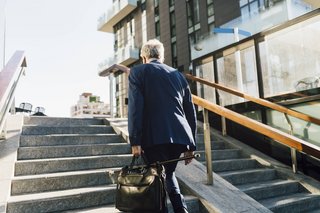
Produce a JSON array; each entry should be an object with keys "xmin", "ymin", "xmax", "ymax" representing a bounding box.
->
[{"xmin": 140, "ymin": 39, "xmax": 164, "ymax": 62}]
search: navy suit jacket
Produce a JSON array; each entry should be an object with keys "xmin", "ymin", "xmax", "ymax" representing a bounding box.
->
[{"xmin": 128, "ymin": 60, "xmax": 197, "ymax": 151}]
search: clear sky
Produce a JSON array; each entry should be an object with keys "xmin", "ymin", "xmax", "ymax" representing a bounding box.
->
[{"xmin": 4, "ymin": 0, "xmax": 114, "ymax": 117}]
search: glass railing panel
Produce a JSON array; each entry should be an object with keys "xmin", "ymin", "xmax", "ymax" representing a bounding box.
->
[
  {"xmin": 216, "ymin": 42, "xmax": 259, "ymax": 106},
  {"xmin": 97, "ymin": 0, "xmax": 137, "ymax": 32},
  {"xmin": 98, "ymin": 45, "xmax": 139, "ymax": 72},
  {"xmin": 259, "ymin": 14, "xmax": 320, "ymax": 97},
  {"xmin": 242, "ymin": 110, "xmax": 263, "ymax": 122},
  {"xmin": 195, "ymin": 57, "xmax": 215, "ymax": 110},
  {"xmin": 266, "ymin": 100, "xmax": 320, "ymax": 147}
]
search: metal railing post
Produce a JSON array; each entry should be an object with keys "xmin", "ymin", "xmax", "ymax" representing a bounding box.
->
[
  {"xmin": 203, "ymin": 109, "xmax": 213, "ymax": 185},
  {"xmin": 219, "ymin": 97, "xmax": 227, "ymax": 136},
  {"xmin": 284, "ymin": 114, "xmax": 297, "ymax": 173}
]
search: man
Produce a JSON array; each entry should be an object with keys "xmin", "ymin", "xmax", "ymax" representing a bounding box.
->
[{"xmin": 128, "ymin": 39, "xmax": 197, "ymax": 213}]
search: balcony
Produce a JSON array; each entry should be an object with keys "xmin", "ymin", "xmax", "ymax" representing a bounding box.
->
[
  {"xmin": 98, "ymin": 45, "xmax": 139, "ymax": 76},
  {"xmin": 191, "ymin": 0, "xmax": 313, "ymax": 60},
  {"xmin": 97, "ymin": 0, "xmax": 138, "ymax": 33}
]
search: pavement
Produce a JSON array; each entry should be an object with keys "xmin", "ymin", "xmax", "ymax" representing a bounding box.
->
[{"xmin": 0, "ymin": 114, "xmax": 24, "ymax": 213}]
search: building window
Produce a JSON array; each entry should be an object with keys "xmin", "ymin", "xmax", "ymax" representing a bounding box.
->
[
  {"xmin": 154, "ymin": 0, "xmax": 160, "ymax": 38},
  {"xmin": 127, "ymin": 18, "xmax": 135, "ymax": 47},
  {"xmin": 187, "ymin": 0, "xmax": 200, "ymax": 28},
  {"xmin": 154, "ymin": 0, "xmax": 159, "ymax": 7},
  {"xmin": 169, "ymin": 0, "xmax": 175, "ymax": 6},
  {"xmin": 188, "ymin": 30, "xmax": 201, "ymax": 45},
  {"xmin": 207, "ymin": 0, "xmax": 214, "ymax": 17},
  {"xmin": 187, "ymin": 3, "xmax": 193, "ymax": 27},
  {"xmin": 114, "ymin": 22, "xmax": 125, "ymax": 50},
  {"xmin": 142, "ymin": 10, "xmax": 147, "ymax": 43},
  {"xmin": 170, "ymin": 11, "xmax": 176, "ymax": 37},
  {"xmin": 171, "ymin": 42, "xmax": 177, "ymax": 68},
  {"xmin": 155, "ymin": 6, "xmax": 159, "ymax": 16},
  {"xmin": 155, "ymin": 21, "xmax": 160, "ymax": 37},
  {"xmin": 240, "ymin": 0, "xmax": 261, "ymax": 18}
]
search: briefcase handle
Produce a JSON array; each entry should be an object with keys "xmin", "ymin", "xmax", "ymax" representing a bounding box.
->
[
  {"xmin": 151, "ymin": 153, "xmax": 200, "ymax": 166},
  {"xmin": 129, "ymin": 154, "xmax": 150, "ymax": 169}
]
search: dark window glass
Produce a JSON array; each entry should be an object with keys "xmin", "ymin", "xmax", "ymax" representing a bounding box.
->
[
  {"xmin": 155, "ymin": 21, "xmax": 160, "ymax": 36},
  {"xmin": 187, "ymin": 0, "xmax": 200, "ymax": 27},
  {"xmin": 213, "ymin": 0, "xmax": 241, "ymax": 26},
  {"xmin": 171, "ymin": 42, "xmax": 177, "ymax": 67},
  {"xmin": 207, "ymin": 0, "xmax": 214, "ymax": 17},
  {"xmin": 170, "ymin": 12, "xmax": 176, "ymax": 37},
  {"xmin": 155, "ymin": 6, "xmax": 159, "ymax": 16}
]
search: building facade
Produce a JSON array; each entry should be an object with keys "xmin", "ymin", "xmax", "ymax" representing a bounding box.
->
[
  {"xmin": 70, "ymin": 93, "xmax": 110, "ymax": 118},
  {"xmin": 97, "ymin": 0, "xmax": 319, "ymax": 118}
]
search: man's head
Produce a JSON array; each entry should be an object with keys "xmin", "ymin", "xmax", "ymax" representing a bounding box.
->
[{"xmin": 140, "ymin": 39, "xmax": 164, "ymax": 64}]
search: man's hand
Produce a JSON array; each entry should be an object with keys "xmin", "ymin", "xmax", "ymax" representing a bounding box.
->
[
  {"xmin": 184, "ymin": 151, "xmax": 194, "ymax": 165},
  {"xmin": 131, "ymin": 145, "xmax": 142, "ymax": 156}
]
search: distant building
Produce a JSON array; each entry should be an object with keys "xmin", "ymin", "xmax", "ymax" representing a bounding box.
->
[{"xmin": 70, "ymin": 93, "xmax": 110, "ymax": 118}]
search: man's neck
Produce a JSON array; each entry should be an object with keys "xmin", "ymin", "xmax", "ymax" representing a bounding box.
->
[{"xmin": 146, "ymin": 58, "xmax": 161, "ymax": 63}]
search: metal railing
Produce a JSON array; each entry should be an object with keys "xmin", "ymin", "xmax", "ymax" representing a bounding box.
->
[
  {"xmin": 0, "ymin": 51, "xmax": 27, "ymax": 139},
  {"xmin": 186, "ymin": 74, "xmax": 320, "ymax": 183}
]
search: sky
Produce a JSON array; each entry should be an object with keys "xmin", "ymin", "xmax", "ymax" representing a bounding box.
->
[{"xmin": 4, "ymin": 0, "xmax": 114, "ymax": 117}]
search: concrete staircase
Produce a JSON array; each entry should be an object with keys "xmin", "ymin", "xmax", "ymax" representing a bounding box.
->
[
  {"xmin": 6, "ymin": 117, "xmax": 201, "ymax": 213},
  {"xmin": 196, "ymin": 128, "xmax": 320, "ymax": 213}
]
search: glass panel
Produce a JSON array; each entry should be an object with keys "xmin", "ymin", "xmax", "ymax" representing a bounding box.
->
[
  {"xmin": 260, "ymin": 17, "xmax": 320, "ymax": 97},
  {"xmin": 196, "ymin": 57, "xmax": 215, "ymax": 106},
  {"xmin": 155, "ymin": 21, "xmax": 160, "ymax": 37},
  {"xmin": 267, "ymin": 100, "xmax": 320, "ymax": 147},
  {"xmin": 208, "ymin": 4, "xmax": 214, "ymax": 17},
  {"xmin": 187, "ymin": 2, "xmax": 193, "ymax": 27},
  {"xmin": 170, "ymin": 12, "xmax": 176, "ymax": 37},
  {"xmin": 193, "ymin": 0, "xmax": 200, "ymax": 23},
  {"xmin": 217, "ymin": 44, "xmax": 259, "ymax": 106}
]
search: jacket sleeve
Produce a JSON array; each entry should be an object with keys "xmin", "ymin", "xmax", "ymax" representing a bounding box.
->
[
  {"xmin": 183, "ymin": 83, "xmax": 197, "ymax": 145},
  {"xmin": 128, "ymin": 68, "xmax": 144, "ymax": 146}
]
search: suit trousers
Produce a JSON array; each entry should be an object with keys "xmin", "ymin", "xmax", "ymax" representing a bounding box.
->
[{"xmin": 144, "ymin": 144, "xmax": 188, "ymax": 213}]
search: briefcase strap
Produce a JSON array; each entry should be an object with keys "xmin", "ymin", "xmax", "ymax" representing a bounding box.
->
[{"xmin": 151, "ymin": 153, "xmax": 200, "ymax": 166}]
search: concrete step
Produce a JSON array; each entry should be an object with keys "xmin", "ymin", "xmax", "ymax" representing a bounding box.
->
[
  {"xmin": 15, "ymin": 154, "xmax": 132, "ymax": 176},
  {"xmin": 21, "ymin": 126, "xmax": 115, "ymax": 135},
  {"xmin": 237, "ymin": 179, "xmax": 303, "ymax": 200},
  {"xmin": 212, "ymin": 158, "xmax": 259, "ymax": 172},
  {"xmin": 196, "ymin": 149, "xmax": 242, "ymax": 161},
  {"xmin": 218, "ymin": 168, "xmax": 277, "ymax": 185},
  {"xmin": 259, "ymin": 193, "xmax": 320, "ymax": 213},
  {"xmin": 61, "ymin": 195, "xmax": 201, "ymax": 213},
  {"xmin": 17, "ymin": 143, "xmax": 131, "ymax": 160},
  {"xmin": 6, "ymin": 186, "xmax": 116, "ymax": 213},
  {"xmin": 196, "ymin": 140, "xmax": 227, "ymax": 150},
  {"xmin": 20, "ymin": 134, "xmax": 124, "ymax": 147},
  {"xmin": 196, "ymin": 134, "xmax": 226, "ymax": 145},
  {"xmin": 308, "ymin": 209, "xmax": 320, "ymax": 213},
  {"xmin": 11, "ymin": 168, "xmax": 121, "ymax": 195},
  {"xmin": 24, "ymin": 116, "xmax": 107, "ymax": 126}
]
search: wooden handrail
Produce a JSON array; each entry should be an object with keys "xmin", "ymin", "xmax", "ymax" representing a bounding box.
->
[
  {"xmin": 186, "ymin": 74, "xmax": 320, "ymax": 126},
  {"xmin": 192, "ymin": 95, "xmax": 320, "ymax": 158}
]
